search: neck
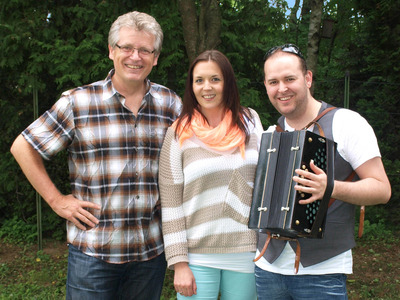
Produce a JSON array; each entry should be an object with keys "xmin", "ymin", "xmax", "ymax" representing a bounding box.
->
[
  {"xmin": 286, "ymin": 98, "xmax": 322, "ymax": 130},
  {"xmin": 201, "ymin": 107, "xmax": 225, "ymax": 128},
  {"xmin": 112, "ymin": 75, "xmax": 147, "ymax": 98}
]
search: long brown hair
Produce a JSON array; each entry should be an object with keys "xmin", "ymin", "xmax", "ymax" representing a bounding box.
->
[{"xmin": 175, "ymin": 50, "xmax": 253, "ymax": 143}]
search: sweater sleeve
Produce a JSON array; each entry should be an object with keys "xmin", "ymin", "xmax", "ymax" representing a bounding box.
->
[
  {"xmin": 159, "ymin": 127, "xmax": 189, "ymax": 268},
  {"xmin": 248, "ymin": 108, "xmax": 264, "ymax": 151}
]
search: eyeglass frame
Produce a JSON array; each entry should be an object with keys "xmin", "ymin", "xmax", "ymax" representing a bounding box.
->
[{"xmin": 115, "ymin": 44, "xmax": 156, "ymax": 56}]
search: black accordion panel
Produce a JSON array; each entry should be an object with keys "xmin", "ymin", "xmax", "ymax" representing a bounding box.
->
[{"xmin": 249, "ymin": 130, "xmax": 336, "ymax": 239}]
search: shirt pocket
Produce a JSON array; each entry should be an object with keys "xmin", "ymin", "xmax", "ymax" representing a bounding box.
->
[{"xmin": 223, "ymin": 169, "xmax": 254, "ymax": 225}]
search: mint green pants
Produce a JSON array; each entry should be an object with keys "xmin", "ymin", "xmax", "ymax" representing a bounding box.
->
[{"xmin": 177, "ymin": 264, "xmax": 257, "ymax": 300}]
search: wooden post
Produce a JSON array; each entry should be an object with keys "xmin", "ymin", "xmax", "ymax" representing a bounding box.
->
[{"xmin": 33, "ymin": 85, "xmax": 43, "ymax": 250}]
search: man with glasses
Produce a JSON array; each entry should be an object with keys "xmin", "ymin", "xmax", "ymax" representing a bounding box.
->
[
  {"xmin": 10, "ymin": 11, "xmax": 182, "ymax": 300},
  {"xmin": 254, "ymin": 44, "xmax": 391, "ymax": 299}
]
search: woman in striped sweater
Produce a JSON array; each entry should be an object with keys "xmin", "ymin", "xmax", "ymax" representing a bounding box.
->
[{"xmin": 159, "ymin": 50, "xmax": 264, "ymax": 299}]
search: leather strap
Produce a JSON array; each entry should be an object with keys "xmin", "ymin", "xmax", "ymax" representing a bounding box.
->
[
  {"xmin": 254, "ymin": 232, "xmax": 301, "ymax": 274},
  {"xmin": 304, "ymin": 106, "xmax": 336, "ymax": 130},
  {"xmin": 276, "ymin": 106, "xmax": 337, "ymax": 133},
  {"xmin": 358, "ymin": 206, "xmax": 365, "ymax": 238}
]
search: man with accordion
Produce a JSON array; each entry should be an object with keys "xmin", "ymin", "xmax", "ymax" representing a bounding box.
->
[{"xmin": 252, "ymin": 44, "xmax": 391, "ymax": 300}]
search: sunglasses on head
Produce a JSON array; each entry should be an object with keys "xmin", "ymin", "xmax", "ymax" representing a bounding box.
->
[{"xmin": 263, "ymin": 44, "xmax": 305, "ymax": 61}]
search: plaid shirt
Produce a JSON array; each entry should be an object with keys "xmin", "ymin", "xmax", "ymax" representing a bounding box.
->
[{"xmin": 23, "ymin": 70, "xmax": 182, "ymax": 263}]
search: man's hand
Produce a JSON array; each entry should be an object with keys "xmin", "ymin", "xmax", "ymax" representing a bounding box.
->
[
  {"xmin": 50, "ymin": 194, "xmax": 101, "ymax": 230},
  {"xmin": 293, "ymin": 160, "xmax": 327, "ymax": 204}
]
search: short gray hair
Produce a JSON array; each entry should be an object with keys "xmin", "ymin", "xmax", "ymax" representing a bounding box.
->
[{"xmin": 108, "ymin": 11, "xmax": 163, "ymax": 56}]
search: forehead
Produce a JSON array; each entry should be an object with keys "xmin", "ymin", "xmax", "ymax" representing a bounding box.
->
[
  {"xmin": 193, "ymin": 60, "xmax": 222, "ymax": 76},
  {"xmin": 264, "ymin": 52, "xmax": 303, "ymax": 78},
  {"xmin": 118, "ymin": 27, "xmax": 155, "ymax": 45}
]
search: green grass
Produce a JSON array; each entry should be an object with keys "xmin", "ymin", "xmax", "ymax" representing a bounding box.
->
[{"xmin": 0, "ymin": 230, "xmax": 399, "ymax": 299}]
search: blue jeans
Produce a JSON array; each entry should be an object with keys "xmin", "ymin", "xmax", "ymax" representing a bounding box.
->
[
  {"xmin": 66, "ymin": 244, "xmax": 166, "ymax": 300},
  {"xmin": 255, "ymin": 266, "xmax": 348, "ymax": 300},
  {"xmin": 177, "ymin": 264, "xmax": 257, "ymax": 300}
]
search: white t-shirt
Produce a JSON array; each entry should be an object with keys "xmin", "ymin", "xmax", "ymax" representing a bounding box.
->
[
  {"xmin": 255, "ymin": 108, "xmax": 381, "ymax": 275},
  {"xmin": 189, "ymin": 252, "xmax": 256, "ymax": 273}
]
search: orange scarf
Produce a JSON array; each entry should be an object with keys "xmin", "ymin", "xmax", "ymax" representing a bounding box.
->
[{"xmin": 173, "ymin": 110, "xmax": 246, "ymax": 158}]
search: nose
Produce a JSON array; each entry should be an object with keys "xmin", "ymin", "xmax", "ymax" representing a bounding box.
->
[
  {"xmin": 203, "ymin": 80, "xmax": 212, "ymax": 90},
  {"xmin": 278, "ymin": 82, "xmax": 288, "ymax": 93},
  {"xmin": 129, "ymin": 49, "xmax": 141, "ymax": 59}
]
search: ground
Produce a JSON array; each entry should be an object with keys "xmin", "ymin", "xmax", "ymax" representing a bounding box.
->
[{"xmin": 0, "ymin": 234, "xmax": 399, "ymax": 299}]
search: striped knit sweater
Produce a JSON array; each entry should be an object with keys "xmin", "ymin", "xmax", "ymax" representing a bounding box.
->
[{"xmin": 159, "ymin": 109, "xmax": 263, "ymax": 268}]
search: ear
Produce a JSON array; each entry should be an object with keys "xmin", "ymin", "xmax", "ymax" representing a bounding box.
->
[
  {"xmin": 152, "ymin": 54, "xmax": 159, "ymax": 67},
  {"xmin": 305, "ymin": 70, "xmax": 313, "ymax": 88},
  {"xmin": 108, "ymin": 44, "xmax": 114, "ymax": 61},
  {"xmin": 263, "ymin": 75, "xmax": 269, "ymax": 90}
]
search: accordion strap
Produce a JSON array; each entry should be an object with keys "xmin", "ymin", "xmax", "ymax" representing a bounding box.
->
[
  {"xmin": 254, "ymin": 232, "xmax": 301, "ymax": 274},
  {"xmin": 276, "ymin": 106, "xmax": 337, "ymax": 135}
]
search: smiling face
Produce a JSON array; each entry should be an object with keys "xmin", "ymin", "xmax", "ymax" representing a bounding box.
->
[
  {"xmin": 108, "ymin": 27, "xmax": 158, "ymax": 88},
  {"xmin": 264, "ymin": 52, "xmax": 312, "ymax": 122},
  {"xmin": 192, "ymin": 60, "xmax": 225, "ymax": 120}
]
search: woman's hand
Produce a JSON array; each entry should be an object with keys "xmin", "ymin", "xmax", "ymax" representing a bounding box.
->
[{"xmin": 173, "ymin": 262, "xmax": 197, "ymax": 297}]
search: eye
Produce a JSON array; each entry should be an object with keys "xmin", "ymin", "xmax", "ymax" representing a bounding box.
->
[
  {"xmin": 194, "ymin": 78, "xmax": 203, "ymax": 83},
  {"xmin": 211, "ymin": 77, "xmax": 221, "ymax": 82},
  {"xmin": 268, "ymin": 80, "xmax": 278, "ymax": 85},
  {"xmin": 139, "ymin": 48, "xmax": 151, "ymax": 55}
]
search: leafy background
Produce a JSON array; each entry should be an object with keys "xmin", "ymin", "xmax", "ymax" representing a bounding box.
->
[{"xmin": 0, "ymin": 0, "xmax": 398, "ymax": 249}]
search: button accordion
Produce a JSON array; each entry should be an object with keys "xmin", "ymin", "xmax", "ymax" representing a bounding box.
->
[{"xmin": 249, "ymin": 129, "xmax": 336, "ymax": 239}]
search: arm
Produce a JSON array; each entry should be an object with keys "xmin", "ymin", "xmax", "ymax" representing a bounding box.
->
[
  {"xmin": 331, "ymin": 156, "xmax": 391, "ymax": 205},
  {"xmin": 294, "ymin": 157, "xmax": 391, "ymax": 206},
  {"xmin": 159, "ymin": 128, "xmax": 197, "ymax": 296},
  {"xmin": 10, "ymin": 135, "xmax": 100, "ymax": 230},
  {"xmin": 294, "ymin": 109, "xmax": 391, "ymax": 206}
]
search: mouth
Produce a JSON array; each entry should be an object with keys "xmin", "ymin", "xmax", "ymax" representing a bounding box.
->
[
  {"xmin": 278, "ymin": 95, "xmax": 292, "ymax": 101},
  {"xmin": 203, "ymin": 94, "xmax": 216, "ymax": 100},
  {"xmin": 126, "ymin": 64, "xmax": 143, "ymax": 70}
]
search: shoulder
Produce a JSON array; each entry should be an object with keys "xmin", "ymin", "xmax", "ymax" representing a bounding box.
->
[
  {"xmin": 149, "ymin": 82, "xmax": 182, "ymax": 115},
  {"xmin": 245, "ymin": 108, "xmax": 263, "ymax": 127},
  {"xmin": 60, "ymin": 77, "xmax": 112, "ymax": 106},
  {"xmin": 150, "ymin": 82, "xmax": 181, "ymax": 102},
  {"xmin": 332, "ymin": 108, "xmax": 380, "ymax": 168},
  {"xmin": 333, "ymin": 108, "xmax": 372, "ymax": 129}
]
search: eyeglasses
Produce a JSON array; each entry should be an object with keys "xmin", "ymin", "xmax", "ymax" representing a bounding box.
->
[
  {"xmin": 263, "ymin": 44, "xmax": 305, "ymax": 61},
  {"xmin": 115, "ymin": 44, "xmax": 155, "ymax": 57}
]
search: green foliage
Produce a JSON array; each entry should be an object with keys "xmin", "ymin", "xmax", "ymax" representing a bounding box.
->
[
  {"xmin": 358, "ymin": 219, "xmax": 394, "ymax": 242},
  {"xmin": 0, "ymin": 0, "xmax": 398, "ymax": 243},
  {"xmin": 0, "ymin": 216, "xmax": 37, "ymax": 244}
]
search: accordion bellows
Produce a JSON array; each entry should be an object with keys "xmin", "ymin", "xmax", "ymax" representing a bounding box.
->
[{"xmin": 249, "ymin": 130, "xmax": 336, "ymax": 239}]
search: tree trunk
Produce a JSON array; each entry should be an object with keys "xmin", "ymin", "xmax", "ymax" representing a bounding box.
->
[
  {"xmin": 306, "ymin": 0, "xmax": 323, "ymax": 93},
  {"xmin": 178, "ymin": 0, "xmax": 198, "ymax": 63},
  {"xmin": 178, "ymin": 0, "xmax": 221, "ymax": 63},
  {"xmin": 288, "ymin": 0, "xmax": 301, "ymax": 43}
]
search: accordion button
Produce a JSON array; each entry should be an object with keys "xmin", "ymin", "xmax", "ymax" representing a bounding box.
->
[{"xmin": 296, "ymin": 220, "xmax": 300, "ymax": 225}]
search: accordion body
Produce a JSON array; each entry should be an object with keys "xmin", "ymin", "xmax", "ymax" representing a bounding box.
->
[{"xmin": 249, "ymin": 130, "xmax": 336, "ymax": 239}]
